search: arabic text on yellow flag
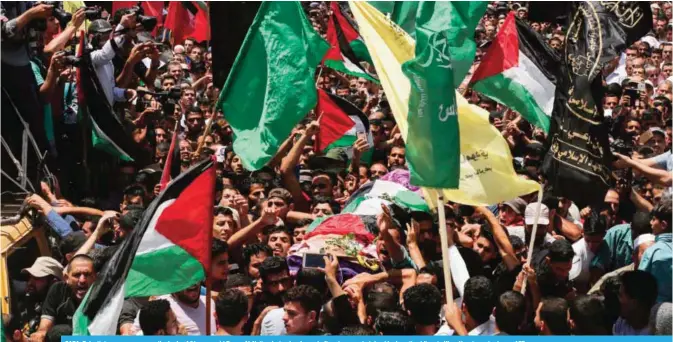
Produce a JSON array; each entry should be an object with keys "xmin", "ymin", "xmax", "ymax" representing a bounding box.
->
[{"xmin": 349, "ymin": 1, "xmax": 540, "ymax": 207}]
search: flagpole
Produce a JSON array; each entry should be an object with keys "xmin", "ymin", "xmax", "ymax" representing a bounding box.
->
[
  {"xmin": 436, "ymin": 191, "xmax": 454, "ymax": 308},
  {"xmin": 521, "ymin": 187, "xmax": 543, "ymax": 295},
  {"xmin": 205, "ymin": 276, "xmax": 212, "ymax": 335},
  {"xmin": 315, "ymin": 65, "xmax": 324, "ymax": 87}
]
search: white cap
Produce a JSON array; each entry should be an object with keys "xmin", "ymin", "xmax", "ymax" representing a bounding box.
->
[
  {"xmin": 634, "ymin": 233, "xmax": 656, "ymax": 248},
  {"xmin": 524, "ymin": 203, "xmax": 550, "ymax": 225}
]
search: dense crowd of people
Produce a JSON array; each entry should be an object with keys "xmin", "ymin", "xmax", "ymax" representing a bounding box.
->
[{"xmin": 1, "ymin": 1, "xmax": 672, "ymax": 340}]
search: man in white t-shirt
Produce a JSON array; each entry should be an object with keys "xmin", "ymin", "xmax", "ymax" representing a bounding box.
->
[
  {"xmin": 570, "ymin": 211, "xmax": 606, "ymax": 292},
  {"xmin": 133, "ymin": 284, "xmax": 216, "ymax": 335}
]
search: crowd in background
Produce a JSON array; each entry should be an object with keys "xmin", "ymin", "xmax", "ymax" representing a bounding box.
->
[{"xmin": 1, "ymin": 1, "xmax": 672, "ymax": 340}]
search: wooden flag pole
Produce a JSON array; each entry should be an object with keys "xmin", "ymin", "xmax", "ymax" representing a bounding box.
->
[
  {"xmin": 205, "ymin": 276, "xmax": 212, "ymax": 335},
  {"xmin": 521, "ymin": 187, "xmax": 544, "ymax": 295},
  {"xmin": 436, "ymin": 192, "xmax": 454, "ymax": 308}
]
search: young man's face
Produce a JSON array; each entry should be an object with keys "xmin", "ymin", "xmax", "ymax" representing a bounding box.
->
[
  {"xmin": 247, "ymin": 252, "xmax": 268, "ymax": 279},
  {"xmin": 268, "ymin": 231, "xmax": 292, "ymax": 257},
  {"xmin": 283, "ymin": 301, "xmax": 316, "ymax": 335},
  {"xmin": 263, "ymin": 270, "xmax": 292, "ymax": 296},
  {"xmin": 174, "ymin": 284, "xmax": 200, "ymax": 305},
  {"xmin": 473, "ymin": 237, "xmax": 497, "ymax": 264},
  {"xmin": 163, "ymin": 309, "xmax": 179, "ymax": 335},
  {"xmin": 230, "ymin": 155, "xmax": 244, "ymax": 174},
  {"xmin": 293, "ymin": 225, "xmax": 308, "ymax": 244},
  {"xmin": 26, "ymin": 275, "xmax": 51, "ymax": 297},
  {"xmin": 213, "ymin": 213, "xmax": 237, "ymax": 241},
  {"xmin": 388, "ymin": 147, "xmax": 406, "ymax": 168},
  {"xmin": 311, "ymin": 175, "xmax": 333, "ymax": 198},
  {"xmin": 311, "ymin": 202, "xmax": 333, "ymax": 218},
  {"xmin": 265, "ymin": 197, "xmax": 290, "ymax": 219},
  {"xmin": 547, "ymin": 258, "xmax": 572, "ymax": 281},
  {"xmin": 186, "ymin": 112, "xmax": 204, "ymax": 133},
  {"xmin": 211, "ymin": 252, "xmax": 229, "ymax": 282}
]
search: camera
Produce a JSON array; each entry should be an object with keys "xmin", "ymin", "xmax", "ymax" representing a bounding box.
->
[
  {"xmin": 137, "ymin": 87, "xmax": 181, "ymax": 117},
  {"xmin": 30, "ymin": 1, "xmax": 72, "ymax": 31},
  {"xmin": 83, "ymin": 6, "xmax": 102, "ymax": 21},
  {"xmin": 123, "ymin": 4, "xmax": 158, "ymax": 32}
]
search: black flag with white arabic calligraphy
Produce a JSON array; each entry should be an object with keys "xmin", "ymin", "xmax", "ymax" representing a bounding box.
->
[{"xmin": 541, "ymin": 1, "xmax": 652, "ymax": 207}]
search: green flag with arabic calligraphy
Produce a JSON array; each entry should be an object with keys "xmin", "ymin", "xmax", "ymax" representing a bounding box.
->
[{"xmin": 401, "ymin": 26, "xmax": 458, "ymax": 187}]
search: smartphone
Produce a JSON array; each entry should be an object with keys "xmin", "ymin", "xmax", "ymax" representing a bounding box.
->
[
  {"xmin": 303, "ymin": 253, "xmax": 329, "ymax": 268},
  {"xmin": 624, "ymin": 88, "xmax": 638, "ymax": 106},
  {"xmin": 356, "ymin": 132, "xmax": 369, "ymax": 148}
]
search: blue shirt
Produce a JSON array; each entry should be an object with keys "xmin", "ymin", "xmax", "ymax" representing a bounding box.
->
[
  {"xmin": 638, "ymin": 233, "xmax": 672, "ymax": 303},
  {"xmin": 591, "ymin": 223, "xmax": 633, "ymax": 273}
]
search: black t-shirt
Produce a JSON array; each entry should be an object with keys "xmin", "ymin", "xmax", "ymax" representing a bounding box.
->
[{"xmin": 41, "ymin": 282, "xmax": 78, "ymax": 327}]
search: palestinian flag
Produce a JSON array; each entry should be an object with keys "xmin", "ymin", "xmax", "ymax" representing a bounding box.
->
[
  {"xmin": 322, "ymin": 1, "xmax": 377, "ymax": 82},
  {"xmin": 165, "ymin": 1, "xmax": 210, "ymax": 44},
  {"xmin": 344, "ymin": 179, "xmax": 429, "ymax": 216},
  {"xmin": 73, "ymin": 158, "xmax": 216, "ymax": 335},
  {"xmin": 76, "ymin": 36, "xmax": 148, "ymax": 164},
  {"xmin": 315, "ymin": 90, "xmax": 373, "ymax": 160},
  {"xmin": 290, "ymin": 213, "xmax": 382, "ymax": 277},
  {"xmin": 159, "ymin": 127, "xmax": 180, "ymax": 190},
  {"xmin": 470, "ymin": 12, "xmax": 559, "ymax": 133}
]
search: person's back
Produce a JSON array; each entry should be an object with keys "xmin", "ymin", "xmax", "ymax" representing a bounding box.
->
[
  {"xmin": 494, "ymin": 291, "xmax": 526, "ymax": 335},
  {"xmin": 614, "ymin": 270, "xmax": 658, "ymax": 335},
  {"xmin": 215, "ymin": 289, "xmax": 249, "ymax": 335},
  {"xmin": 462, "ymin": 276, "xmax": 496, "ymax": 335},
  {"xmin": 374, "ymin": 311, "xmax": 414, "ymax": 335},
  {"xmin": 534, "ymin": 297, "xmax": 570, "ymax": 335},
  {"xmin": 568, "ymin": 295, "xmax": 609, "ymax": 335},
  {"xmin": 402, "ymin": 283, "xmax": 442, "ymax": 335}
]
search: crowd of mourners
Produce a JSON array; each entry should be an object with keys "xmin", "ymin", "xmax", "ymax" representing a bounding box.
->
[{"xmin": 2, "ymin": 1, "xmax": 673, "ymax": 340}]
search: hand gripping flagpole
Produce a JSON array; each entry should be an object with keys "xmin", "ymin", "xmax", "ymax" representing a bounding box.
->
[
  {"xmin": 436, "ymin": 192, "xmax": 454, "ymax": 309},
  {"xmin": 521, "ymin": 187, "xmax": 544, "ymax": 296}
]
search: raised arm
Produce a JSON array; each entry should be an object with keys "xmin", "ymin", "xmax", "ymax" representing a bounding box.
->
[
  {"xmin": 475, "ymin": 206, "xmax": 520, "ymax": 270},
  {"xmin": 279, "ymin": 121, "xmax": 319, "ymax": 212},
  {"xmin": 227, "ymin": 206, "xmax": 277, "ymax": 249}
]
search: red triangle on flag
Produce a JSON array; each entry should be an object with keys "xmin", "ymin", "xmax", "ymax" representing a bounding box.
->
[
  {"xmin": 315, "ymin": 89, "xmax": 356, "ymax": 151},
  {"xmin": 154, "ymin": 162, "xmax": 216, "ymax": 270},
  {"xmin": 470, "ymin": 12, "xmax": 520, "ymax": 83},
  {"xmin": 165, "ymin": 1, "xmax": 210, "ymax": 45}
]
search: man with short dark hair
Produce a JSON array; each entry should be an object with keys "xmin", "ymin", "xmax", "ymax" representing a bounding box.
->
[
  {"xmin": 534, "ymin": 297, "xmax": 570, "ymax": 335},
  {"xmin": 374, "ymin": 311, "xmax": 414, "ymax": 335},
  {"xmin": 138, "ymin": 300, "xmax": 178, "ymax": 335},
  {"xmin": 215, "ymin": 289, "xmax": 249, "ymax": 335},
  {"xmin": 402, "ymin": 283, "xmax": 442, "ymax": 335},
  {"xmin": 242, "ymin": 244, "xmax": 272, "ymax": 280},
  {"xmin": 387, "ymin": 146, "xmax": 406, "ymax": 168},
  {"xmin": 266, "ymin": 226, "xmax": 293, "ymax": 258},
  {"xmin": 568, "ymin": 295, "xmax": 608, "ymax": 335},
  {"xmin": 535, "ymin": 239, "xmax": 575, "ymax": 298},
  {"xmin": 614, "ymin": 270, "xmax": 659, "ymax": 335},
  {"xmin": 31, "ymin": 255, "xmax": 97, "ymax": 341},
  {"xmin": 210, "ymin": 239, "xmax": 229, "ymax": 292},
  {"xmin": 638, "ymin": 198, "xmax": 672, "ymax": 302},
  {"xmin": 494, "ymin": 291, "xmax": 526, "ymax": 335},
  {"xmin": 282, "ymin": 285, "xmax": 323, "ymax": 335},
  {"xmin": 459, "ymin": 276, "xmax": 496, "ymax": 335},
  {"xmin": 258, "ymin": 256, "xmax": 293, "ymax": 306}
]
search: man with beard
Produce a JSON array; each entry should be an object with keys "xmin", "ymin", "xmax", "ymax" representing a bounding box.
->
[
  {"xmin": 142, "ymin": 284, "xmax": 216, "ymax": 336},
  {"xmin": 14, "ymin": 257, "xmax": 63, "ymax": 335},
  {"xmin": 183, "ymin": 106, "xmax": 204, "ymax": 144},
  {"xmin": 30, "ymin": 255, "xmax": 96, "ymax": 342},
  {"xmin": 251, "ymin": 256, "xmax": 294, "ymax": 335}
]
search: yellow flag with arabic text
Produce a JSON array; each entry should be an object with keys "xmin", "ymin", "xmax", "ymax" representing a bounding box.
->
[{"xmin": 349, "ymin": 1, "xmax": 540, "ymax": 207}]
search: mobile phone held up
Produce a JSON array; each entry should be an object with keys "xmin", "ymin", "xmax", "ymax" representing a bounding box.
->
[{"xmin": 302, "ymin": 253, "xmax": 331, "ymax": 269}]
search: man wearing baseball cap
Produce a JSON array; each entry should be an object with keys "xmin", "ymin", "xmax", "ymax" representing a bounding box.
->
[{"xmin": 14, "ymin": 257, "xmax": 63, "ymax": 335}]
